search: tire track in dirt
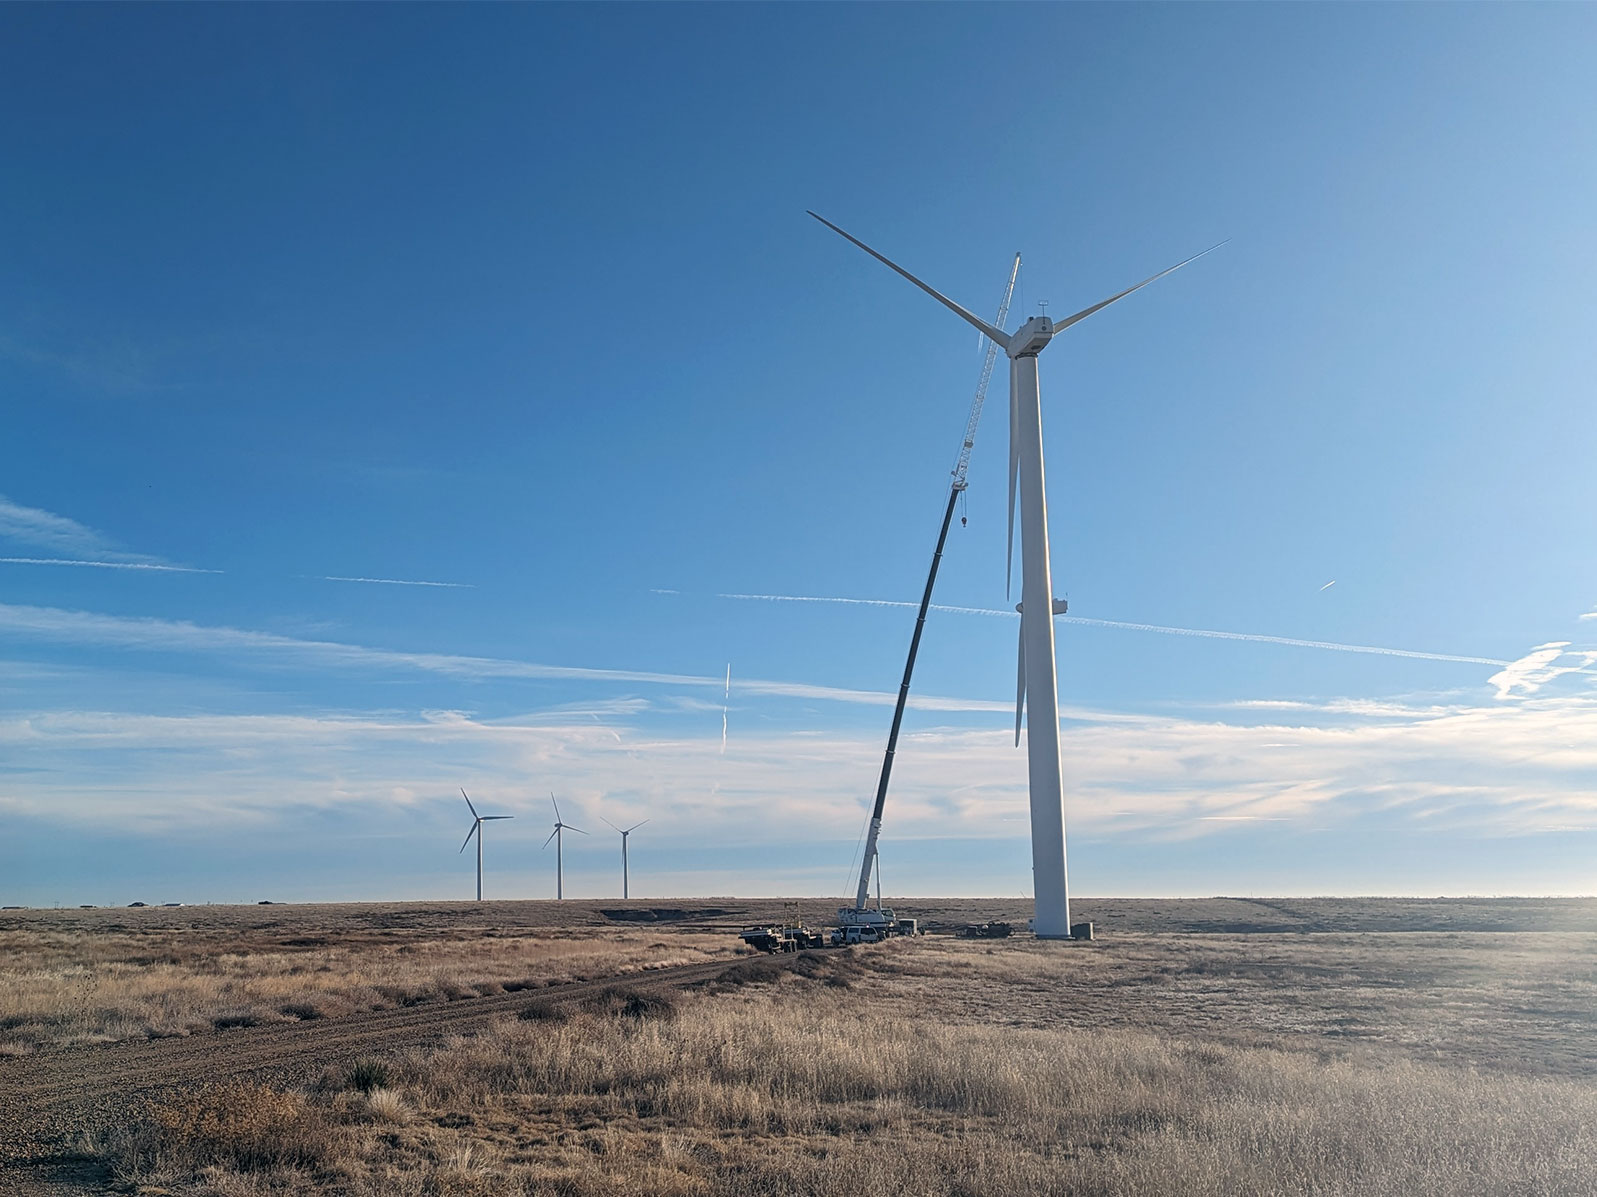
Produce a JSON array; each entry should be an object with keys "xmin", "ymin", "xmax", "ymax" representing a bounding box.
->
[{"xmin": 0, "ymin": 954, "xmax": 795, "ymax": 1192}]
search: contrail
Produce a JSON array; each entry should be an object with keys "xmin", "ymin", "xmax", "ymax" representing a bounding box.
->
[
  {"xmin": 721, "ymin": 663, "xmax": 731, "ymax": 753},
  {"xmin": 0, "ymin": 557, "xmax": 221, "ymax": 574},
  {"xmin": 1319, "ymin": 580, "xmax": 1337, "ymax": 592},
  {"xmin": 717, "ymin": 592, "xmax": 1512, "ymax": 668},
  {"xmin": 0, "ymin": 557, "xmax": 470, "ymax": 586},
  {"xmin": 321, "ymin": 576, "xmax": 473, "ymax": 589}
]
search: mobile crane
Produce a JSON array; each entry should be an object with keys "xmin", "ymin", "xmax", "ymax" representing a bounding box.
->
[{"xmin": 838, "ymin": 254, "xmax": 1021, "ymax": 941}]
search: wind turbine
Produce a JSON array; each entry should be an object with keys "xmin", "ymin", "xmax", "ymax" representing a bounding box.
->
[
  {"xmin": 458, "ymin": 789, "xmax": 513, "ymax": 902},
  {"xmin": 810, "ymin": 211, "xmax": 1219, "ymax": 939},
  {"xmin": 543, "ymin": 795, "xmax": 586, "ymax": 900},
  {"xmin": 601, "ymin": 817, "xmax": 649, "ymax": 900}
]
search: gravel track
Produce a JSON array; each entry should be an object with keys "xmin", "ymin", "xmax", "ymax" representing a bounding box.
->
[{"xmin": 0, "ymin": 954, "xmax": 791, "ymax": 1194}]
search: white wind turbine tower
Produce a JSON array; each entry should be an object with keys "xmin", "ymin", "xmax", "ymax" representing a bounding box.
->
[
  {"xmin": 458, "ymin": 789, "xmax": 513, "ymax": 902},
  {"xmin": 601, "ymin": 817, "xmax": 650, "ymax": 899},
  {"xmin": 810, "ymin": 212, "xmax": 1219, "ymax": 939},
  {"xmin": 543, "ymin": 795, "xmax": 586, "ymax": 900}
]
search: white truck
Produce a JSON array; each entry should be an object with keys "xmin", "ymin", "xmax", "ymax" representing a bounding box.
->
[{"xmin": 829, "ymin": 905, "xmax": 918, "ymax": 946}]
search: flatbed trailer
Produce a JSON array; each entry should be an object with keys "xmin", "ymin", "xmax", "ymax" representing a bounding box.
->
[{"xmin": 738, "ymin": 925, "xmax": 827, "ymax": 953}]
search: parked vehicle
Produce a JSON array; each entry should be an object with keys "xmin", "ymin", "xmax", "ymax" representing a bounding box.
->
[
  {"xmin": 957, "ymin": 921, "xmax": 1013, "ymax": 939},
  {"xmin": 738, "ymin": 923, "xmax": 827, "ymax": 953}
]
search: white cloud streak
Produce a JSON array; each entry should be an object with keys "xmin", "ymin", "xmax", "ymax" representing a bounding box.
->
[
  {"xmin": 0, "ymin": 557, "xmax": 220, "ymax": 574},
  {"xmin": 717, "ymin": 592, "xmax": 1512, "ymax": 669},
  {"xmin": 5, "ymin": 693, "xmax": 1596, "ymax": 844},
  {"xmin": 0, "ymin": 494, "xmax": 153, "ymax": 563},
  {"xmin": 320, "ymin": 576, "xmax": 474, "ymax": 589},
  {"xmin": 1489, "ymin": 642, "xmax": 1597, "ymax": 700},
  {"xmin": 0, "ymin": 602, "xmax": 720, "ymax": 687},
  {"xmin": 0, "ymin": 603, "xmax": 1003, "ymax": 713}
]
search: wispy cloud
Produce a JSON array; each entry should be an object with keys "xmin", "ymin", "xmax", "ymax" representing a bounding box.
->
[
  {"xmin": 0, "ymin": 493, "xmax": 152, "ymax": 562},
  {"xmin": 6, "ymin": 692, "xmax": 1596, "ymax": 845},
  {"xmin": 1581, "ymin": 606, "xmax": 1597, "ymax": 622},
  {"xmin": 0, "ymin": 333, "xmax": 162, "ymax": 393},
  {"xmin": 649, "ymin": 588, "xmax": 680, "ymax": 595},
  {"xmin": 0, "ymin": 603, "xmax": 1003, "ymax": 713},
  {"xmin": 717, "ymin": 592, "xmax": 1511, "ymax": 668},
  {"xmin": 0, "ymin": 557, "xmax": 220, "ymax": 575},
  {"xmin": 0, "ymin": 602, "xmax": 719, "ymax": 688},
  {"xmin": 320, "ymin": 576, "xmax": 473, "ymax": 589},
  {"xmin": 1488, "ymin": 642, "xmax": 1597, "ymax": 700}
]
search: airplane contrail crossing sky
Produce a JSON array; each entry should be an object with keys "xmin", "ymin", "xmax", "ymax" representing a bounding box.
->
[{"xmin": 716, "ymin": 593, "xmax": 1513, "ymax": 668}]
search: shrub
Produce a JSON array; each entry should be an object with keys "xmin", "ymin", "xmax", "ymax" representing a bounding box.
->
[
  {"xmin": 518, "ymin": 999, "xmax": 570, "ymax": 1022},
  {"xmin": 614, "ymin": 989, "xmax": 677, "ymax": 1021},
  {"xmin": 723, "ymin": 959, "xmax": 785, "ymax": 987},
  {"xmin": 211, "ymin": 1010, "xmax": 263, "ymax": 1030},
  {"xmin": 345, "ymin": 1056, "xmax": 392, "ymax": 1093}
]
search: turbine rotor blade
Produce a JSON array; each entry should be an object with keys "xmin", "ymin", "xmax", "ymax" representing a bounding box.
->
[
  {"xmin": 481, "ymin": 815, "xmax": 513, "ymax": 821},
  {"xmin": 566, "ymin": 824, "xmax": 588, "ymax": 836},
  {"xmin": 600, "ymin": 816, "xmax": 622, "ymax": 833},
  {"xmin": 625, "ymin": 819, "xmax": 649, "ymax": 833},
  {"xmin": 460, "ymin": 821, "xmax": 480, "ymax": 854},
  {"xmin": 551, "ymin": 794, "xmax": 561, "ymax": 822},
  {"xmin": 1015, "ymin": 611, "xmax": 1026, "ymax": 748},
  {"xmin": 461, "ymin": 788, "xmax": 478, "ymax": 820},
  {"xmin": 543, "ymin": 828, "xmax": 559, "ymax": 849},
  {"xmin": 808, "ymin": 211, "xmax": 1012, "ymax": 349},
  {"xmin": 1052, "ymin": 242, "xmax": 1227, "ymax": 334}
]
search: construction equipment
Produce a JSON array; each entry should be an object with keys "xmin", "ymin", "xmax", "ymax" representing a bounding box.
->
[
  {"xmin": 739, "ymin": 922, "xmax": 827, "ymax": 953},
  {"xmin": 843, "ymin": 254, "xmax": 1021, "ymax": 936},
  {"xmin": 958, "ymin": 921, "xmax": 1014, "ymax": 939}
]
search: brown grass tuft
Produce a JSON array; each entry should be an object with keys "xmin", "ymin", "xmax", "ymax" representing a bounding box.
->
[{"xmin": 115, "ymin": 1081, "xmax": 337, "ymax": 1180}]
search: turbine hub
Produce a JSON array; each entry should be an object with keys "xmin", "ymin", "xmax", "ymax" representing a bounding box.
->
[{"xmin": 1006, "ymin": 315, "xmax": 1054, "ymax": 359}]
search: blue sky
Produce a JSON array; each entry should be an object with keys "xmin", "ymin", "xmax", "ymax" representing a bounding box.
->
[{"xmin": 3, "ymin": 4, "xmax": 1595, "ymax": 905}]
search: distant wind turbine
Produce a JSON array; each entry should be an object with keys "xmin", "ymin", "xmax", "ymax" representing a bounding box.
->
[
  {"xmin": 601, "ymin": 816, "xmax": 650, "ymax": 899},
  {"xmin": 811, "ymin": 211, "xmax": 1219, "ymax": 938},
  {"xmin": 544, "ymin": 795, "xmax": 586, "ymax": 900},
  {"xmin": 458, "ymin": 789, "xmax": 513, "ymax": 902}
]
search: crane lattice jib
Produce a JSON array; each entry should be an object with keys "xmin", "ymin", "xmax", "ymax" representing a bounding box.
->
[{"xmin": 950, "ymin": 253, "xmax": 1021, "ymax": 489}]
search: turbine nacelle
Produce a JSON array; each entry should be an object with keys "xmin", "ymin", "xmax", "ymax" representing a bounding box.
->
[{"xmin": 1006, "ymin": 315, "xmax": 1055, "ymax": 359}]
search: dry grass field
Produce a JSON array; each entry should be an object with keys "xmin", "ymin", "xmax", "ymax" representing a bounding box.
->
[
  {"xmin": 0, "ymin": 902, "xmax": 739, "ymax": 1054},
  {"xmin": 4, "ymin": 897, "xmax": 1595, "ymax": 1196}
]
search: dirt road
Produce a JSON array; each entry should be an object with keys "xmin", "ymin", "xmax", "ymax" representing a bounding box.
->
[{"xmin": 0, "ymin": 954, "xmax": 790, "ymax": 1195}]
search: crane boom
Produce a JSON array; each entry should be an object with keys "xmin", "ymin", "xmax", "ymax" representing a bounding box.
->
[
  {"xmin": 950, "ymin": 253, "xmax": 1022, "ymax": 492},
  {"xmin": 851, "ymin": 253, "xmax": 1022, "ymax": 914}
]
